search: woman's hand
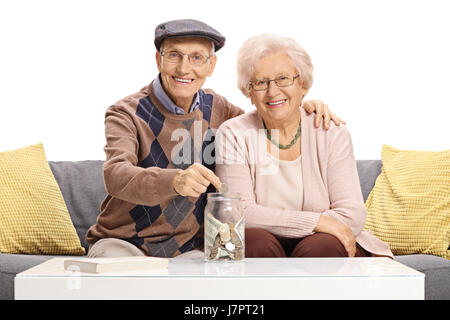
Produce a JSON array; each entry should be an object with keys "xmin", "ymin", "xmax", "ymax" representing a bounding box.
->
[
  {"xmin": 313, "ymin": 215, "xmax": 356, "ymax": 257},
  {"xmin": 302, "ymin": 100, "xmax": 346, "ymax": 130},
  {"xmin": 173, "ymin": 163, "xmax": 222, "ymax": 197}
]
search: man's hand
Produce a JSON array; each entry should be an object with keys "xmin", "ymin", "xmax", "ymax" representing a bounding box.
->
[
  {"xmin": 173, "ymin": 163, "xmax": 222, "ymax": 198},
  {"xmin": 314, "ymin": 215, "xmax": 356, "ymax": 257},
  {"xmin": 302, "ymin": 100, "xmax": 346, "ymax": 130}
]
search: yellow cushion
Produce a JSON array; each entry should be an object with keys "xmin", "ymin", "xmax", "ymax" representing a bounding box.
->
[
  {"xmin": 365, "ymin": 145, "xmax": 449, "ymax": 259},
  {"xmin": 0, "ymin": 143, "xmax": 85, "ymax": 255}
]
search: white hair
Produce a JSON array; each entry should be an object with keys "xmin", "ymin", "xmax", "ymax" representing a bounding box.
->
[{"xmin": 237, "ymin": 34, "xmax": 313, "ymax": 98}]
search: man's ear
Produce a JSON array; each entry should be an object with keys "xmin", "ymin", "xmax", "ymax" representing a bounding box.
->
[
  {"xmin": 206, "ymin": 54, "xmax": 217, "ymax": 77},
  {"xmin": 156, "ymin": 51, "xmax": 162, "ymax": 73}
]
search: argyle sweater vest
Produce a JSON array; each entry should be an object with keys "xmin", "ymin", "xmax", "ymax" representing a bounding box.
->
[{"xmin": 85, "ymin": 82, "xmax": 244, "ymax": 257}]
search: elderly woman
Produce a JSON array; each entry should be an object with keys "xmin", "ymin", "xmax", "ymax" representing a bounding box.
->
[{"xmin": 215, "ymin": 34, "xmax": 393, "ymax": 258}]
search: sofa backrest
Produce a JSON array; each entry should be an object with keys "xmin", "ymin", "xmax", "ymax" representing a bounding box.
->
[
  {"xmin": 356, "ymin": 160, "xmax": 383, "ymax": 201},
  {"xmin": 48, "ymin": 160, "xmax": 383, "ymax": 252},
  {"xmin": 49, "ymin": 160, "xmax": 105, "ymax": 251}
]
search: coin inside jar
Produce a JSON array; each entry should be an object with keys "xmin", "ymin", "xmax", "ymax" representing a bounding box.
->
[
  {"xmin": 218, "ymin": 223, "xmax": 231, "ymax": 242},
  {"xmin": 225, "ymin": 242, "xmax": 235, "ymax": 251}
]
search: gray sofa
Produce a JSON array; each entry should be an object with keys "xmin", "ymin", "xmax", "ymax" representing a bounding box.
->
[{"xmin": 0, "ymin": 160, "xmax": 449, "ymax": 300}]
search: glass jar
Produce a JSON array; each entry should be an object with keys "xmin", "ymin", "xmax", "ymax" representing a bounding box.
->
[{"xmin": 204, "ymin": 192, "xmax": 244, "ymax": 261}]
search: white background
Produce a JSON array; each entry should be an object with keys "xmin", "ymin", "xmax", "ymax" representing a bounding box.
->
[{"xmin": 1, "ymin": 0, "xmax": 449, "ymax": 161}]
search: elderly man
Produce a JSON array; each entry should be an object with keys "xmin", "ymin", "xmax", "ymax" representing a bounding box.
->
[{"xmin": 85, "ymin": 19, "xmax": 344, "ymax": 258}]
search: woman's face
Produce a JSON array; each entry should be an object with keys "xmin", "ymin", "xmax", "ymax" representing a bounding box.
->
[{"xmin": 249, "ymin": 51, "xmax": 308, "ymax": 124}]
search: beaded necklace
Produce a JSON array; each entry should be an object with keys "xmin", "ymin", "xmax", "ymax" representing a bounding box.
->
[{"xmin": 264, "ymin": 120, "xmax": 301, "ymax": 150}]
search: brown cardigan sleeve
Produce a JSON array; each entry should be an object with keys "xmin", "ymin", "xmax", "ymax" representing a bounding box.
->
[{"xmin": 102, "ymin": 105, "xmax": 180, "ymax": 206}]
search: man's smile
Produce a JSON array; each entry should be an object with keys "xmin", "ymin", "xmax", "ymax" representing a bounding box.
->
[{"xmin": 172, "ymin": 76, "xmax": 194, "ymax": 84}]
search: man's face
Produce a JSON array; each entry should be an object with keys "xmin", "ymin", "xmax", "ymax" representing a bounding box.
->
[{"xmin": 156, "ymin": 37, "xmax": 217, "ymax": 107}]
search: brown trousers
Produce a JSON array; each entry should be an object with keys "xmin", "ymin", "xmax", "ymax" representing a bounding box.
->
[{"xmin": 245, "ymin": 228, "xmax": 372, "ymax": 258}]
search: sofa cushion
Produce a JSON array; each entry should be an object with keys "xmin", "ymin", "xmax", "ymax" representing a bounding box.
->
[
  {"xmin": 395, "ymin": 254, "xmax": 450, "ymax": 300},
  {"xmin": 49, "ymin": 160, "xmax": 106, "ymax": 252},
  {"xmin": 365, "ymin": 145, "xmax": 450, "ymax": 259},
  {"xmin": 2, "ymin": 253, "xmax": 448, "ymax": 300},
  {"xmin": 0, "ymin": 253, "xmax": 56, "ymax": 300},
  {"xmin": 0, "ymin": 144, "xmax": 85, "ymax": 255}
]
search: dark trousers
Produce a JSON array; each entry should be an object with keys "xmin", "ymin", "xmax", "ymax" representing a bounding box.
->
[{"xmin": 245, "ymin": 228, "xmax": 371, "ymax": 258}]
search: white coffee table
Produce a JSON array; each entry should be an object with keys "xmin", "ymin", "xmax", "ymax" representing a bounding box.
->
[{"xmin": 15, "ymin": 257, "xmax": 424, "ymax": 300}]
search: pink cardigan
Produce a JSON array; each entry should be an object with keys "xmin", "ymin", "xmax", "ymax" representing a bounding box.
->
[{"xmin": 215, "ymin": 107, "xmax": 393, "ymax": 258}]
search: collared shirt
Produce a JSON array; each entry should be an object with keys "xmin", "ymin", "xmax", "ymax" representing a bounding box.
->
[{"xmin": 152, "ymin": 74, "xmax": 200, "ymax": 115}]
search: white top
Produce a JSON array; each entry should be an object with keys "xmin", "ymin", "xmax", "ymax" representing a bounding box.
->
[{"xmin": 261, "ymin": 154, "xmax": 303, "ymax": 210}]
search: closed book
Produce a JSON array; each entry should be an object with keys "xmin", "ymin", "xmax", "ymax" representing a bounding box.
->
[{"xmin": 64, "ymin": 256, "xmax": 168, "ymax": 274}]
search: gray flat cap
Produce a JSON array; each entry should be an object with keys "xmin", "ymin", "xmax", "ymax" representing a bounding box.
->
[{"xmin": 154, "ymin": 19, "xmax": 225, "ymax": 52}]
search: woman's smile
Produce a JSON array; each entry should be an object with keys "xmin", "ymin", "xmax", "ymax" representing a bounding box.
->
[{"xmin": 266, "ymin": 99, "xmax": 287, "ymax": 109}]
